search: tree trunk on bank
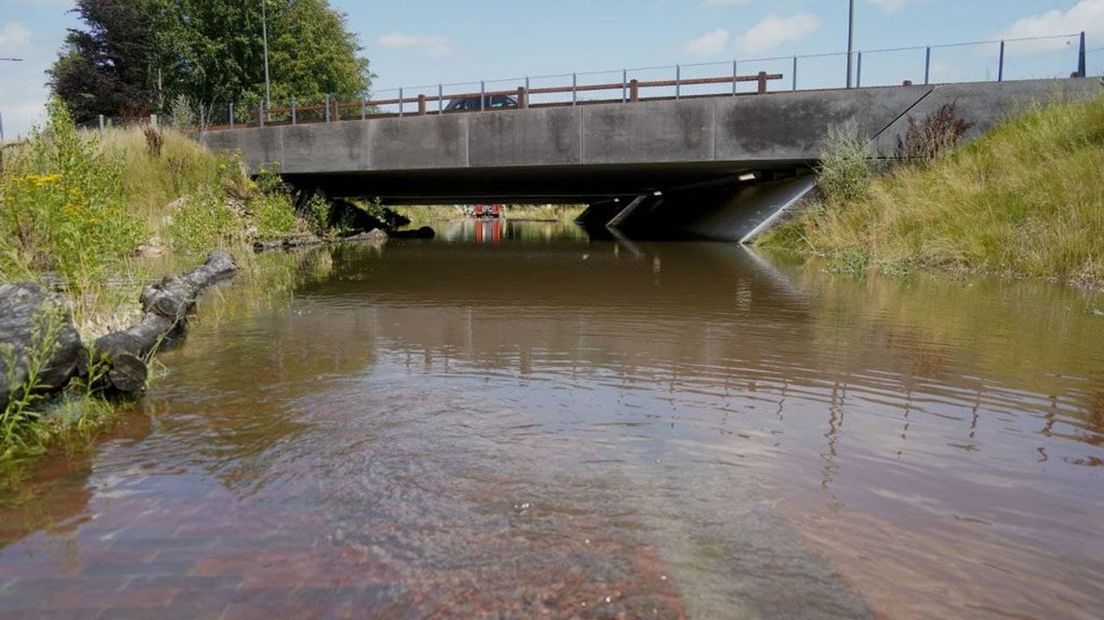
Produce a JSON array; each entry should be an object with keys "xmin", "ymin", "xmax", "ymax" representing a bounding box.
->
[
  {"xmin": 0, "ymin": 284, "xmax": 85, "ymax": 412},
  {"xmin": 92, "ymin": 251, "xmax": 238, "ymax": 397}
]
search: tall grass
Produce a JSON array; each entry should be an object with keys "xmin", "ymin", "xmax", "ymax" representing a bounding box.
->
[{"xmin": 761, "ymin": 92, "xmax": 1104, "ymax": 285}]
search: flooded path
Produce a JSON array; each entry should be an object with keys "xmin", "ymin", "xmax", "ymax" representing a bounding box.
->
[{"xmin": 2, "ymin": 221, "xmax": 1103, "ymax": 618}]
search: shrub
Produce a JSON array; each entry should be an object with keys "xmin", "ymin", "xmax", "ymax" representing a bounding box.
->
[
  {"xmin": 167, "ymin": 190, "xmax": 240, "ymax": 253},
  {"xmin": 895, "ymin": 103, "xmax": 975, "ymax": 163},
  {"xmin": 249, "ymin": 193, "xmax": 298, "ymax": 239},
  {"xmin": 0, "ymin": 99, "xmax": 145, "ymax": 290},
  {"xmin": 304, "ymin": 194, "xmax": 332, "ymax": 236},
  {"xmin": 818, "ymin": 120, "xmax": 874, "ymax": 204}
]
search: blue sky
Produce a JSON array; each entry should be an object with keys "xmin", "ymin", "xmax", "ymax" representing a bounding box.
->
[{"xmin": 1, "ymin": 0, "xmax": 1101, "ymax": 137}]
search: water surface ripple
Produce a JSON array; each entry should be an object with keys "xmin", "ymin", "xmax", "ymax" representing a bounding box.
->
[{"xmin": 2, "ymin": 222, "xmax": 1102, "ymax": 618}]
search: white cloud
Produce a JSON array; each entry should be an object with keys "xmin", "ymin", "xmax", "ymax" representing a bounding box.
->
[
  {"xmin": 869, "ymin": 0, "xmax": 907, "ymax": 11},
  {"xmin": 0, "ymin": 22, "xmax": 32, "ymax": 52},
  {"xmin": 377, "ymin": 32, "xmax": 453, "ymax": 58},
  {"xmin": 735, "ymin": 14, "xmax": 821, "ymax": 54},
  {"xmin": 999, "ymin": 0, "xmax": 1103, "ymax": 53},
  {"xmin": 684, "ymin": 28, "xmax": 730, "ymax": 56}
]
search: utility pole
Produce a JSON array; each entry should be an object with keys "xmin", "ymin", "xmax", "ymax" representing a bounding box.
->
[
  {"xmin": 846, "ymin": 0, "xmax": 856, "ymax": 88},
  {"xmin": 261, "ymin": 0, "xmax": 272, "ymax": 110}
]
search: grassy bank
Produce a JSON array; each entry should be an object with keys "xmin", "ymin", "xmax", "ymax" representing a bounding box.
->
[
  {"xmin": 760, "ymin": 91, "xmax": 1104, "ymax": 286},
  {"xmin": 0, "ymin": 100, "xmax": 338, "ymax": 477},
  {"xmin": 0, "ymin": 100, "xmax": 324, "ymax": 337}
]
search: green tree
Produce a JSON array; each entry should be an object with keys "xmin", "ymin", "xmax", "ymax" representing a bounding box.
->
[
  {"xmin": 50, "ymin": 0, "xmax": 372, "ymax": 121},
  {"xmin": 48, "ymin": 0, "xmax": 161, "ymax": 123}
]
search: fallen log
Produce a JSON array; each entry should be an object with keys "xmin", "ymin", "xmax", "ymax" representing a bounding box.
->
[
  {"xmin": 0, "ymin": 284, "xmax": 85, "ymax": 412},
  {"xmin": 92, "ymin": 251, "xmax": 238, "ymax": 397}
]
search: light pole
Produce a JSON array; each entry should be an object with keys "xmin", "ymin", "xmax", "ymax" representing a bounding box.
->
[
  {"xmin": 0, "ymin": 58, "xmax": 24, "ymax": 141},
  {"xmin": 846, "ymin": 0, "xmax": 856, "ymax": 88},
  {"xmin": 261, "ymin": 0, "xmax": 271, "ymax": 110}
]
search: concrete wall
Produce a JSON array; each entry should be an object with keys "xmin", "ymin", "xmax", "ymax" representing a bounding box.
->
[{"xmin": 203, "ymin": 78, "xmax": 1101, "ymax": 179}]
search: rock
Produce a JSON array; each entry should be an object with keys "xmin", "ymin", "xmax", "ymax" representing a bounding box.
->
[
  {"xmin": 283, "ymin": 233, "xmax": 323, "ymax": 248},
  {"xmin": 135, "ymin": 236, "xmax": 170, "ymax": 258},
  {"xmin": 0, "ymin": 284, "xmax": 85, "ymax": 411},
  {"xmin": 341, "ymin": 229, "xmax": 389, "ymax": 244}
]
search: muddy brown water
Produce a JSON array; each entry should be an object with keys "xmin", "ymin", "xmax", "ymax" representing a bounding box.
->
[{"xmin": 1, "ymin": 221, "xmax": 1103, "ymax": 619}]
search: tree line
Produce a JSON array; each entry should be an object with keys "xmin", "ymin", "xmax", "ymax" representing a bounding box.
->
[{"xmin": 49, "ymin": 0, "xmax": 373, "ymax": 123}]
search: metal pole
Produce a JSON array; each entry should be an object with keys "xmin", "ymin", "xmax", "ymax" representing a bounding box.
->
[
  {"xmin": 924, "ymin": 47, "xmax": 931, "ymax": 85},
  {"xmin": 290, "ymin": 98, "xmax": 296, "ymax": 125},
  {"xmin": 229, "ymin": 103, "xmax": 234, "ymax": 129},
  {"xmin": 675, "ymin": 65, "xmax": 681, "ymax": 100},
  {"xmin": 856, "ymin": 52, "xmax": 863, "ymax": 88},
  {"xmin": 399, "ymin": 87, "xmax": 404, "ymax": 118},
  {"xmin": 438, "ymin": 84, "xmax": 444, "ymax": 113},
  {"xmin": 261, "ymin": 0, "xmax": 271, "ymax": 110},
  {"xmin": 998, "ymin": 41, "xmax": 1005, "ymax": 82},
  {"xmin": 846, "ymin": 0, "xmax": 855, "ymax": 88},
  {"xmin": 572, "ymin": 73, "xmax": 577, "ymax": 106},
  {"xmin": 480, "ymin": 81, "xmax": 486, "ymax": 111},
  {"xmin": 792, "ymin": 56, "xmax": 798, "ymax": 91},
  {"xmin": 325, "ymin": 94, "xmax": 330, "ymax": 122},
  {"xmin": 733, "ymin": 61, "xmax": 739, "ymax": 95},
  {"xmin": 1077, "ymin": 32, "xmax": 1087, "ymax": 77}
]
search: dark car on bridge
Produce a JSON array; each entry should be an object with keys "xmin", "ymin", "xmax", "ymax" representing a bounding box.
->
[{"xmin": 445, "ymin": 94, "xmax": 518, "ymax": 112}]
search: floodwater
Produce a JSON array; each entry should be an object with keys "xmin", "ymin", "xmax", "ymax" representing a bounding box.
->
[{"xmin": 2, "ymin": 220, "xmax": 1103, "ymax": 619}]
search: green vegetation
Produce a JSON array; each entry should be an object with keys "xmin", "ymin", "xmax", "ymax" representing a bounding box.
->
[
  {"xmin": 761, "ymin": 93, "xmax": 1104, "ymax": 286},
  {"xmin": 50, "ymin": 0, "xmax": 372, "ymax": 124},
  {"xmin": 0, "ymin": 100, "xmax": 330, "ymax": 338}
]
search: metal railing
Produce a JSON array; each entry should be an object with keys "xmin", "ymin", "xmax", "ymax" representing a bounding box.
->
[{"xmin": 193, "ymin": 31, "xmax": 1093, "ymax": 132}]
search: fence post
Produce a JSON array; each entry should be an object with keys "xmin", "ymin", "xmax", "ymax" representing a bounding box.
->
[
  {"xmin": 757, "ymin": 71, "xmax": 768, "ymax": 94},
  {"xmin": 98, "ymin": 114, "xmax": 105, "ymax": 133},
  {"xmin": 325, "ymin": 95, "xmax": 331, "ymax": 122},
  {"xmin": 792, "ymin": 56, "xmax": 798, "ymax": 91},
  {"xmin": 398, "ymin": 88, "xmax": 404, "ymax": 118},
  {"xmin": 924, "ymin": 47, "xmax": 932, "ymax": 85},
  {"xmin": 732, "ymin": 61, "xmax": 739, "ymax": 95},
  {"xmin": 418, "ymin": 94, "xmax": 427, "ymax": 115},
  {"xmin": 259, "ymin": 104, "xmax": 265, "ymax": 128},
  {"xmin": 229, "ymin": 103, "xmax": 234, "ymax": 129},
  {"xmin": 480, "ymin": 81, "xmax": 486, "ymax": 111},
  {"xmin": 517, "ymin": 86, "xmax": 528, "ymax": 109},
  {"xmin": 622, "ymin": 69, "xmax": 627, "ymax": 103},
  {"xmin": 675, "ymin": 65, "xmax": 681, "ymax": 100},
  {"xmin": 361, "ymin": 95, "xmax": 367, "ymax": 120},
  {"xmin": 630, "ymin": 79, "xmax": 639, "ymax": 102},
  {"xmin": 572, "ymin": 73, "xmax": 578, "ymax": 106},
  {"xmin": 290, "ymin": 98, "xmax": 296, "ymax": 125},
  {"xmin": 856, "ymin": 52, "xmax": 863, "ymax": 88},
  {"xmin": 1077, "ymin": 32, "xmax": 1087, "ymax": 77},
  {"xmin": 438, "ymin": 84, "xmax": 444, "ymax": 113},
  {"xmin": 998, "ymin": 41, "xmax": 1005, "ymax": 82}
]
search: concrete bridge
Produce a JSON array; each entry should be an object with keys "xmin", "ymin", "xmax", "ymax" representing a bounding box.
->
[{"xmin": 203, "ymin": 77, "xmax": 1100, "ymax": 242}]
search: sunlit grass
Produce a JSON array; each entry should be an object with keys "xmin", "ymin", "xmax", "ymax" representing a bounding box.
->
[{"xmin": 760, "ymin": 92, "xmax": 1104, "ymax": 285}]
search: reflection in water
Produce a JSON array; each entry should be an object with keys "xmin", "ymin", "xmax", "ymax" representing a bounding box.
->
[{"xmin": 1, "ymin": 221, "xmax": 1103, "ymax": 618}]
